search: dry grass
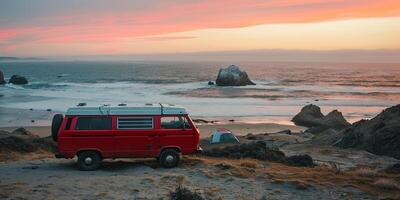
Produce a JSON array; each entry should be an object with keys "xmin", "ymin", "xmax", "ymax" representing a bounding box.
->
[
  {"xmin": 239, "ymin": 159, "xmax": 258, "ymax": 168},
  {"xmin": 96, "ymin": 192, "xmax": 108, "ymax": 198},
  {"xmin": 373, "ymin": 178, "xmax": 400, "ymax": 190},
  {"xmin": 140, "ymin": 177, "xmax": 155, "ymax": 184},
  {"xmin": 356, "ymin": 168, "xmax": 377, "ymax": 178},
  {"xmin": 185, "ymin": 155, "xmax": 400, "ymax": 198},
  {"xmin": 161, "ymin": 173, "xmax": 188, "ymax": 184},
  {"xmin": 0, "ymin": 150, "xmax": 53, "ymax": 163},
  {"xmin": 204, "ymin": 186, "xmax": 220, "ymax": 197}
]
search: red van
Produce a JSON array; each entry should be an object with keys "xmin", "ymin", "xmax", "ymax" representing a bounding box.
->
[{"xmin": 52, "ymin": 103, "xmax": 201, "ymax": 170}]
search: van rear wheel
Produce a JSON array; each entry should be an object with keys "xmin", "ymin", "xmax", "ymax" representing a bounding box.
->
[
  {"xmin": 159, "ymin": 149, "xmax": 180, "ymax": 168},
  {"xmin": 77, "ymin": 151, "xmax": 101, "ymax": 171}
]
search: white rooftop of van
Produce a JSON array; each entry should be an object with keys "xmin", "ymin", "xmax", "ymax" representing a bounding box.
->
[{"xmin": 66, "ymin": 103, "xmax": 188, "ymax": 116}]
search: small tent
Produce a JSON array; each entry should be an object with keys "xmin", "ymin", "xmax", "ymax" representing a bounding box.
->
[{"xmin": 210, "ymin": 128, "xmax": 240, "ymax": 144}]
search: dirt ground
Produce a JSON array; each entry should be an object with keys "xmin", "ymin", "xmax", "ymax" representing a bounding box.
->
[
  {"xmin": 1, "ymin": 126, "xmax": 399, "ymax": 199},
  {"xmin": 0, "ymin": 156, "xmax": 385, "ymax": 200},
  {"xmin": 1, "ymin": 150, "xmax": 400, "ymax": 200}
]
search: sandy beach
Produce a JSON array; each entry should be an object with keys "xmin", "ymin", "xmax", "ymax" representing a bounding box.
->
[{"xmin": 0, "ymin": 106, "xmax": 305, "ymax": 138}]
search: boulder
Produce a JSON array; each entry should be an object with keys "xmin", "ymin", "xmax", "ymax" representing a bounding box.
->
[
  {"xmin": 335, "ymin": 105, "xmax": 400, "ymax": 159},
  {"xmin": 323, "ymin": 110, "xmax": 351, "ymax": 129},
  {"xmin": 215, "ymin": 65, "xmax": 255, "ymax": 86},
  {"xmin": 0, "ymin": 70, "xmax": 5, "ymax": 84},
  {"xmin": 285, "ymin": 155, "xmax": 314, "ymax": 167},
  {"xmin": 292, "ymin": 105, "xmax": 350, "ymax": 131},
  {"xmin": 9, "ymin": 75, "xmax": 28, "ymax": 85},
  {"xmin": 203, "ymin": 141, "xmax": 286, "ymax": 161},
  {"xmin": 207, "ymin": 81, "xmax": 215, "ymax": 85},
  {"xmin": 292, "ymin": 104, "xmax": 324, "ymax": 127}
]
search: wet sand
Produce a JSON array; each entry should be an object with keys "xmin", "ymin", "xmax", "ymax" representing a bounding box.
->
[{"xmin": 0, "ymin": 107, "xmax": 56, "ymax": 127}]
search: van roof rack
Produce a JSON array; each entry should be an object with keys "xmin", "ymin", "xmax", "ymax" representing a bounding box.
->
[{"xmin": 66, "ymin": 103, "xmax": 187, "ymax": 116}]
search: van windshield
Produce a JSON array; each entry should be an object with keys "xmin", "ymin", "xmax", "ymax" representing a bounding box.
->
[{"xmin": 161, "ymin": 116, "xmax": 191, "ymax": 129}]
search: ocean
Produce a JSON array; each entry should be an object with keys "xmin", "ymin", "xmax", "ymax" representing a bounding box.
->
[{"xmin": 0, "ymin": 60, "xmax": 399, "ymax": 124}]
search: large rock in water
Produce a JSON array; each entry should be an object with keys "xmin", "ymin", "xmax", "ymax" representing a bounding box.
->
[
  {"xmin": 0, "ymin": 70, "xmax": 5, "ymax": 84},
  {"xmin": 9, "ymin": 75, "xmax": 28, "ymax": 85},
  {"xmin": 335, "ymin": 104, "xmax": 400, "ymax": 159},
  {"xmin": 292, "ymin": 104, "xmax": 350, "ymax": 133},
  {"xmin": 215, "ymin": 65, "xmax": 255, "ymax": 86}
]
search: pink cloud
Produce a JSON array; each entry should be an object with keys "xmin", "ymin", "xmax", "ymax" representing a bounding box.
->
[{"xmin": 1, "ymin": 0, "xmax": 400, "ymax": 55}]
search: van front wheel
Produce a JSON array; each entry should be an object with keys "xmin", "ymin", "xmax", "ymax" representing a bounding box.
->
[
  {"xmin": 159, "ymin": 149, "xmax": 180, "ymax": 168},
  {"xmin": 77, "ymin": 151, "xmax": 101, "ymax": 171}
]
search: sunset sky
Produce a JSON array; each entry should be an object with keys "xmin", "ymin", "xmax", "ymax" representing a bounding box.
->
[{"xmin": 1, "ymin": 0, "xmax": 400, "ymax": 57}]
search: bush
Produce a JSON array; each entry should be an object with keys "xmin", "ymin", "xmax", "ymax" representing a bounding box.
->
[
  {"xmin": 373, "ymin": 178, "xmax": 400, "ymax": 190},
  {"xmin": 170, "ymin": 185, "xmax": 204, "ymax": 200},
  {"xmin": 0, "ymin": 136, "xmax": 56, "ymax": 153}
]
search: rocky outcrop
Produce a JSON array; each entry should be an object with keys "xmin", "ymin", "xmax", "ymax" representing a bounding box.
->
[
  {"xmin": 0, "ymin": 70, "xmax": 5, "ymax": 84},
  {"xmin": 204, "ymin": 141, "xmax": 286, "ymax": 161},
  {"xmin": 310, "ymin": 128, "xmax": 343, "ymax": 146},
  {"xmin": 0, "ymin": 128, "xmax": 56, "ymax": 155},
  {"xmin": 9, "ymin": 75, "xmax": 28, "ymax": 85},
  {"xmin": 335, "ymin": 104, "xmax": 400, "ymax": 159},
  {"xmin": 292, "ymin": 105, "xmax": 350, "ymax": 131},
  {"xmin": 215, "ymin": 65, "xmax": 255, "ymax": 86}
]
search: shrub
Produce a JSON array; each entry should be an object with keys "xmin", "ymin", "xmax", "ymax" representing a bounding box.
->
[
  {"xmin": 170, "ymin": 185, "xmax": 204, "ymax": 200},
  {"xmin": 373, "ymin": 178, "xmax": 400, "ymax": 190},
  {"xmin": 356, "ymin": 168, "xmax": 376, "ymax": 178},
  {"xmin": 285, "ymin": 155, "xmax": 314, "ymax": 167}
]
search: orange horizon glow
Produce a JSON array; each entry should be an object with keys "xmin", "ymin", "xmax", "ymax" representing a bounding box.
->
[{"xmin": 1, "ymin": 0, "xmax": 400, "ymax": 56}]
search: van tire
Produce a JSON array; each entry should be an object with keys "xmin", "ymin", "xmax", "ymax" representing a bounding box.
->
[
  {"xmin": 159, "ymin": 149, "xmax": 180, "ymax": 168},
  {"xmin": 51, "ymin": 114, "xmax": 63, "ymax": 141},
  {"xmin": 77, "ymin": 151, "xmax": 102, "ymax": 171}
]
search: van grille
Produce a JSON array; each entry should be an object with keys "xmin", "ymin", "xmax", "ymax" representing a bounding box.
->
[{"xmin": 117, "ymin": 117, "xmax": 153, "ymax": 129}]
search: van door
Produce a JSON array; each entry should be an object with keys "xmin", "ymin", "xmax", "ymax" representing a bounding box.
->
[
  {"xmin": 71, "ymin": 116, "xmax": 114, "ymax": 158},
  {"xmin": 114, "ymin": 116, "xmax": 155, "ymax": 157},
  {"xmin": 159, "ymin": 115, "xmax": 195, "ymax": 153}
]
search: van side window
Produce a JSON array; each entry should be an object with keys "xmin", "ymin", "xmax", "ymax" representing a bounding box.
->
[
  {"xmin": 117, "ymin": 117, "xmax": 153, "ymax": 129},
  {"xmin": 161, "ymin": 116, "xmax": 191, "ymax": 129},
  {"xmin": 75, "ymin": 117, "xmax": 112, "ymax": 130}
]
